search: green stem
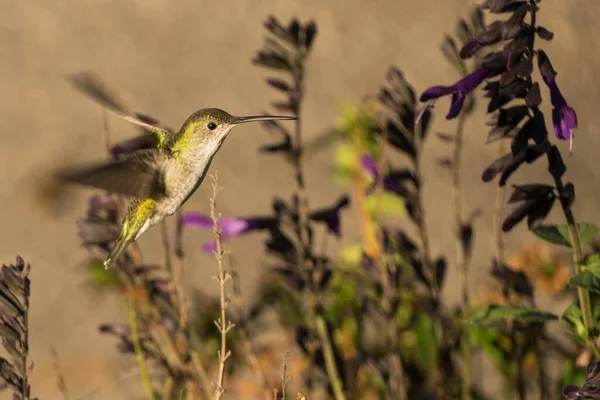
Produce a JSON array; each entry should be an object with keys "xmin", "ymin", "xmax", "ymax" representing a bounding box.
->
[
  {"xmin": 564, "ymin": 211, "xmax": 600, "ymax": 359},
  {"xmin": 314, "ymin": 315, "xmax": 347, "ymax": 400},
  {"xmin": 128, "ymin": 286, "xmax": 156, "ymax": 400}
]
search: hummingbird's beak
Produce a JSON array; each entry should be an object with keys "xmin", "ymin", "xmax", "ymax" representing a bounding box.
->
[{"xmin": 233, "ymin": 115, "xmax": 297, "ymax": 124}]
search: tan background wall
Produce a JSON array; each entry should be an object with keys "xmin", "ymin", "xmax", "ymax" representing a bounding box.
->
[{"xmin": 1, "ymin": 0, "xmax": 599, "ymax": 398}]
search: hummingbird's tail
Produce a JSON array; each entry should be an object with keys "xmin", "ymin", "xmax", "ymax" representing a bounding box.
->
[{"xmin": 103, "ymin": 237, "xmax": 129, "ymax": 269}]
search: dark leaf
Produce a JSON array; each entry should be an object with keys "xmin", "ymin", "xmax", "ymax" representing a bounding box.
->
[
  {"xmin": 480, "ymin": 51, "xmax": 507, "ymax": 71},
  {"xmin": 441, "ymin": 36, "xmax": 464, "ymax": 71},
  {"xmin": 252, "ymin": 51, "xmax": 290, "ymax": 70},
  {"xmin": 456, "ymin": 19, "xmax": 473, "ymax": 44},
  {"xmin": 513, "ymin": 57, "xmax": 533, "ymax": 78},
  {"xmin": 526, "ymin": 194, "xmax": 555, "ymax": 229},
  {"xmin": 436, "ymin": 132, "xmax": 455, "ymax": 142},
  {"xmin": 386, "ymin": 67, "xmax": 416, "ymax": 105},
  {"xmin": 562, "ymin": 183, "xmax": 575, "ymax": 210},
  {"xmin": 491, "ymin": 261, "xmax": 533, "ymax": 297},
  {"xmin": 264, "ymin": 16, "xmax": 296, "ymax": 46},
  {"xmin": 384, "ymin": 121, "xmax": 416, "ymax": 158},
  {"xmin": 260, "ymin": 139, "xmax": 293, "ymax": 154},
  {"xmin": 502, "ymin": 199, "xmax": 538, "ymax": 232},
  {"xmin": 418, "ymin": 106, "xmax": 432, "ymax": 139},
  {"xmin": 504, "ymin": 36, "xmax": 529, "ymax": 70},
  {"xmin": 536, "ymin": 50, "xmax": 557, "ymax": 80},
  {"xmin": 502, "ymin": 4, "xmax": 527, "ymax": 39},
  {"xmin": 470, "ymin": 6, "xmax": 485, "ymax": 33},
  {"xmin": 303, "ymin": 21, "xmax": 318, "ymax": 49},
  {"xmin": 266, "ymin": 78, "xmax": 291, "ymax": 92},
  {"xmin": 460, "ymin": 224, "xmax": 474, "ymax": 261},
  {"xmin": 525, "ymin": 82, "xmax": 541, "ymax": 107},
  {"xmin": 459, "ymin": 39, "xmax": 483, "ymax": 59},
  {"xmin": 507, "ymin": 184, "xmax": 554, "ymax": 203},
  {"xmin": 536, "ymin": 26, "xmax": 554, "ymax": 41},
  {"xmin": 481, "ymin": 144, "xmax": 547, "ymax": 185},
  {"xmin": 435, "ymin": 257, "xmax": 447, "ymax": 288},
  {"xmin": 287, "ymin": 19, "xmax": 301, "ymax": 44},
  {"xmin": 271, "ymin": 101, "xmax": 293, "ymax": 112},
  {"xmin": 474, "ymin": 21, "xmax": 503, "ymax": 44},
  {"xmin": 547, "ymin": 145, "xmax": 566, "ymax": 180}
]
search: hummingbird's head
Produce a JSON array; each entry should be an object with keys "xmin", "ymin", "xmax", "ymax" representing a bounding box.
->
[{"xmin": 180, "ymin": 108, "xmax": 297, "ymax": 148}]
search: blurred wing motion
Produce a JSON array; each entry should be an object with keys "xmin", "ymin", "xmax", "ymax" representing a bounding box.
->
[
  {"xmin": 66, "ymin": 71, "xmax": 174, "ymax": 146},
  {"xmin": 56, "ymin": 150, "xmax": 170, "ymax": 200}
]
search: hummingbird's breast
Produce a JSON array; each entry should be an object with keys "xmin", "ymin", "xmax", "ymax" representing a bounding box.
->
[{"xmin": 157, "ymin": 137, "xmax": 225, "ymax": 215}]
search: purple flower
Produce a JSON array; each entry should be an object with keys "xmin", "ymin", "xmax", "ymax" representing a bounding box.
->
[
  {"xmin": 419, "ymin": 67, "xmax": 492, "ymax": 119},
  {"xmin": 309, "ymin": 196, "xmax": 350, "ymax": 237},
  {"xmin": 182, "ymin": 196, "xmax": 350, "ymax": 253},
  {"xmin": 182, "ymin": 213, "xmax": 273, "ymax": 253},
  {"xmin": 543, "ymin": 75, "xmax": 577, "ymax": 152},
  {"xmin": 359, "ymin": 154, "xmax": 405, "ymax": 194}
]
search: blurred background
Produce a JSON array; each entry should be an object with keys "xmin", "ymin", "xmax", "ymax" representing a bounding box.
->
[{"xmin": 1, "ymin": 0, "xmax": 600, "ymax": 398}]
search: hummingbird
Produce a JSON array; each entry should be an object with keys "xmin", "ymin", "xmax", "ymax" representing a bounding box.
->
[{"xmin": 59, "ymin": 72, "xmax": 296, "ymax": 269}]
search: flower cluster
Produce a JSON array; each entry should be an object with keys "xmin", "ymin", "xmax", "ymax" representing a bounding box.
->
[
  {"xmin": 419, "ymin": 1, "xmax": 579, "ymax": 232},
  {"xmin": 420, "ymin": 1, "xmax": 577, "ymax": 148}
]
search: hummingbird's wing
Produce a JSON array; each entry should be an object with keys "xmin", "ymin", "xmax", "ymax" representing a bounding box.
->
[
  {"xmin": 67, "ymin": 71, "xmax": 174, "ymax": 147},
  {"xmin": 57, "ymin": 150, "xmax": 170, "ymax": 200}
]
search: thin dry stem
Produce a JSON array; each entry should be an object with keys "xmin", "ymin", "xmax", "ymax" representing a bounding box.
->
[
  {"xmin": 51, "ymin": 347, "xmax": 69, "ymax": 400},
  {"xmin": 281, "ymin": 359, "xmax": 290, "ymax": 400},
  {"xmin": 451, "ymin": 108, "xmax": 472, "ymax": 400},
  {"xmin": 492, "ymin": 140, "xmax": 506, "ymax": 264},
  {"xmin": 209, "ymin": 172, "xmax": 234, "ymax": 399}
]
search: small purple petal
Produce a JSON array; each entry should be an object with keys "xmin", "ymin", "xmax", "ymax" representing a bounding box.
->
[
  {"xmin": 181, "ymin": 213, "xmax": 214, "ymax": 228},
  {"xmin": 562, "ymin": 106, "xmax": 578, "ymax": 129},
  {"xmin": 359, "ymin": 154, "xmax": 379, "ymax": 180},
  {"xmin": 552, "ymin": 108, "xmax": 571, "ymax": 141},
  {"xmin": 202, "ymin": 240, "xmax": 218, "ymax": 254},
  {"xmin": 419, "ymin": 85, "xmax": 454, "ymax": 102},
  {"xmin": 217, "ymin": 217, "xmax": 252, "ymax": 237},
  {"xmin": 446, "ymin": 92, "xmax": 466, "ymax": 119},
  {"xmin": 454, "ymin": 67, "xmax": 492, "ymax": 92}
]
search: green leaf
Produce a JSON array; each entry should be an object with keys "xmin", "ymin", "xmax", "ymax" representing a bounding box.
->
[
  {"xmin": 531, "ymin": 224, "xmax": 571, "ymax": 247},
  {"xmin": 414, "ymin": 313, "xmax": 438, "ymax": 372},
  {"xmin": 531, "ymin": 223, "xmax": 598, "ymax": 248},
  {"xmin": 366, "ymin": 192, "xmax": 405, "ymax": 218},
  {"xmin": 582, "ymin": 253, "xmax": 600, "ymax": 276},
  {"xmin": 470, "ymin": 305, "xmax": 558, "ymax": 327},
  {"xmin": 569, "ymin": 270, "xmax": 600, "ymax": 295},
  {"xmin": 561, "ymin": 303, "xmax": 587, "ymax": 342},
  {"xmin": 576, "ymin": 223, "xmax": 599, "ymax": 246}
]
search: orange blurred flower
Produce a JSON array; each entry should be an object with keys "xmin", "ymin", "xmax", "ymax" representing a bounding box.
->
[{"xmin": 508, "ymin": 242, "xmax": 570, "ymax": 295}]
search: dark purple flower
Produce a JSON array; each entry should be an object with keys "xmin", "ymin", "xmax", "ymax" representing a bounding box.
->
[
  {"xmin": 543, "ymin": 75, "xmax": 577, "ymax": 152},
  {"xmin": 420, "ymin": 67, "xmax": 492, "ymax": 119},
  {"xmin": 182, "ymin": 213, "xmax": 272, "ymax": 253},
  {"xmin": 309, "ymin": 195, "xmax": 350, "ymax": 237},
  {"xmin": 359, "ymin": 154, "xmax": 404, "ymax": 194}
]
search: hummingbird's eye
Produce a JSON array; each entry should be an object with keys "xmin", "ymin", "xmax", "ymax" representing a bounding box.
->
[{"xmin": 207, "ymin": 122, "xmax": 217, "ymax": 131}]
